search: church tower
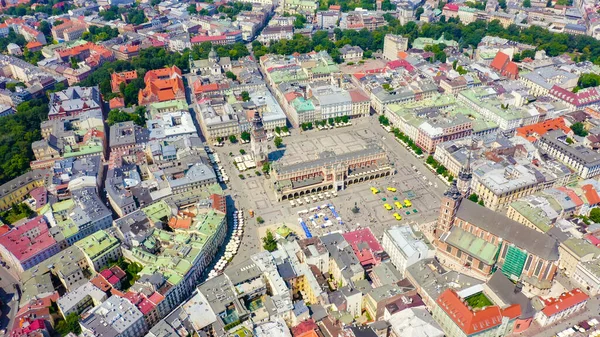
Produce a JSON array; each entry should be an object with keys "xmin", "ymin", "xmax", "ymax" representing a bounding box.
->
[
  {"xmin": 457, "ymin": 137, "xmax": 474, "ymax": 197},
  {"xmin": 434, "ymin": 180, "xmax": 462, "ymax": 241},
  {"xmin": 208, "ymin": 47, "xmax": 219, "ymax": 63},
  {"xmin": 251, "ymin": 111, "xmax": 268, "ymax": 166}
]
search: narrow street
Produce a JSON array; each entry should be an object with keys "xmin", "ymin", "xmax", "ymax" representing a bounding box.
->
[{"xmin": 0, "ymin": 265, "xmax": 20, "ymax": 333}]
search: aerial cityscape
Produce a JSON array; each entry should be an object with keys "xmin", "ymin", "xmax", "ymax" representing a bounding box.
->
[{"xmin": 1, "ymin": 0, "xmax": 600, "ymax": 336}]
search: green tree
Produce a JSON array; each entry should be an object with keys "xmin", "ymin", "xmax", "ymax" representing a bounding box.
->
[
  {"xmin": 106, "ymin": 108, "xmax": 146, "ymax": 126},
  {"xmin": 262, "ymin": 230, "xmax": 277, "ymax": 251},
  {"xmin": 571, "ymin": 122, "xmax": 588, "ymax": 137},
  {"xmin": 378, "ymin": 115, "xmax": 390, "ymax": 126},
  {"xmin": 241, "ymin": 131, "xmax": 251, "ymax": 142},
  {"xmin": 55, "ymin": 312, "xmax": 81, "ymax": 336},
  {"xmin": 275, "ymin": 126, "xmax": 281, "ymax": 134},
  {"xmin": 523, "ymin": 0, "xmax": 531, "ymax": 7},
  {"xmin": 577, "ymin": 73, "xmax": 600, "ymax": 90},
  {"xmin": 262, "ymin": 162, "xmax": 270, "ymax": 173},
  {"xmin": 127, "ymin": 9, "xmax": 147, "ymax": 25},
  {"xmin": 589, "ymin": 208, "xmax": 600, "ymax": 223},
  {"xmin": 282, "ymin": 126, "xmax": 289, "ymax": 133},
  {"xmin": 293, "ymin": 14, "xmax": 307, "ymax": 29},
  {"xmin": 225, "ymin": 71, "xmax": 237, "ymax": 80},
  {"xmin": 415, "ymin": 7, "xmax": 424, "ymax": 20},
  {"xmin": 241, "ymin": 91, "xmax": 250, "ymax": 101},
  {"xmin": 229, "ymin": 135, "xmax": 237, "ymax": 143},
  {"xmin": 274, "ymin": 136, "xmax": 283, "ymax": 148},
  {"xmin": 468, "ymin": 193, "xmax": 479, "ymax": 202}
]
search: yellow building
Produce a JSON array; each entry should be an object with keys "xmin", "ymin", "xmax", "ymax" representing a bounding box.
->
[
  {"xmin": 558, "ymin": 238, "xmax": 600, "ymax": 277},
  {"xmin": 0, "ymin": 170, "xmax": 48, "ymax": 211}
]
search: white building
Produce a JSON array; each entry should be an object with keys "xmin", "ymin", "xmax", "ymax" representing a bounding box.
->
[
  {"xmin": 57, "ymin": 281, "xmax": 108, "ymax": 317},
  {"xmin": 383, "ymin": 34, "xmax": 408, "ymax": 61},
  {"xmin": 573, "ymin": 261, "xmax": 600, "ymax": 296},
  {"xmin": 535, "ymin": 289, "xmax": 589, "ymax": 327},
  {"xmin": 81, "ymin": 295, "xmax": 148, "ymax": 337},
  {"xmin": 387, "ymin": 307, "xmax": 444, "ymax": 337},
  {"xmin": 249, "ymin": 91, "xmax": 288, "ymax": 131},
  {"xmin": 382, "ymin": 226, "xmax": 435, "ymax": 277},
  {"xmin": 311, "ymin": 85, "xmax": 352, "ymax": 119}
]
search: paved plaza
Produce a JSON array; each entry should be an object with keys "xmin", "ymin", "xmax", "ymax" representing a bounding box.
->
[{"xmin": 213, "ymin": 116, "xmax": 445, "ymax": 265}]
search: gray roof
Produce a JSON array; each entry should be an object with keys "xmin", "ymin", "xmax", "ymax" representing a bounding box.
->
[
  {"xmin": 406, "ymin": 258, "xmax": 482, "ymax": 301},
  {"xmin": 109, "ymin": 121, "xmax": 150, "ymax": 148},
  {"xmin": 224, "ymin": 258, "xmax": 263, "ymax": 285},
  {"xmin": 309, "ymin": 304, "xmax": 328, "ymax": 321},
  {"xmin": 197, "ymin": 274, "xmax": 246, "ymax": 316},
  {"xmin": 456, "ymin": 200, "xmax": 559, "ymax": 261},
  {"xmin": 370, "ymin": 262, "xmax": 403, "ymax": 286},
  {"xmin": 540, "ymin": 130, "xmax": 600, "ymax": 167},
  {"xmin": 277, "ymin": 261, "xmax": 296, "ymax": 280},
  {"xmin": 71, "ymin": 187, "xmax": 112, "ymax": 227},
  {"xmin": 82, "ymin": 296, "xmax": 143, "ymax": 336},
  {"xmin": 319, "ymin": 233, "xmax": 364, "ymax": 280},
  {"xmin": 275, "ymin": 143, "xmax": 385, "ymax": 175},
  {"xmin": 486, "ymin": 270, "xmax": 536, "ymax": 319},
  {"xmin": 367, "ymin": 284, "xmax": 405, "ymax": 303}
]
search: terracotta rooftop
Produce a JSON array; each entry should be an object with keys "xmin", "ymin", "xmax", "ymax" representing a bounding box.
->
[
  {"xmin": 540, "ymin": 288, "xmax": 589, "ymax": 317},
  {"xmin": 437, "ymin": 289, "xmax": 504, "ymax": 335}
]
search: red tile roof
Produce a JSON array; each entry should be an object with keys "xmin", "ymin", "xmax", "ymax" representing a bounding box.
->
[
  {"xmin": 191, "ymin": 34, "xmax": 226, "ymax": 44},
  {"xmin": 387, "ymin": 59, "xmax": 414, "ymax": 72},
  {"xmin": 110, "ymin": 265, "xmax": 126, "ymax": 279},
  {"xmin": 501, "ymin": 304, "xmax": 522, "ymax": 320},
  {"xmin": 490, "ymin": 51, "xmax": 518, "ymax": 79},
  {"xmin": 26, "ymin": 41, "xmax": 43, "ymax": 50},
  {"xmin": 148, "ymin": 291, "xmax": 165, "ymax": 304},
  {"xmin": 585, "ymin": 234, "xmax": 600, "ymax": 246},
  {"xmin": 291, "ymin": 319, "xmax": 317, "ymax": 336},
  {"xmin": 111, "ymin": 70, "xmax": 138, "ymax": 92},
  {"xmin": 540, "ymin": 288, "xmax": 589, "ymax": 317},
  {"xmin": 444, "ymin": 3, "xmax": 459, "ymax": 11},
  {"xmin": 342, "ymin": 228, "xmax": 383, "ymax": 252},
  {"xmin": 90, "ymin": 274, "xmax": 112, "ymax": 292},
  {"xmin": 437, "ymin": 289, "xmax": 504, "ymax": 335},
  {"xmin": 550, "ymin": 85, "xmax": 600, "ymax": 108},
  {"xmin": 284, "ymin": 92, "xmax": 302, "ymax": 102},
  {"xmin": 490, "ymin": 51, "xmax": 509, "ymax": 71},
  {"xmin": 0, "ymin": 216, "xmax": 56, "ymax": 263},
  {"xmin": 516, "ymin": 118, "xmax": 570, "ymax": 142},
  {"xmin": 109, "ymin": 97, "xmax": 125, "ymax": 110},
  {"xmin": 193, "ymin": 81, "xmax": 219, "ymax": 94},
  {"xmin": 139, "ymin": 66, "xmax": 184, "ymax": 105},
  {"xmin": 348, "ymin": 89, "xmax": 369, "ymax": 103},
  {"xmin": 0, "ymin": 225, "xmax": 9, "ymax": 235},
  {"xmin": 100, "ymin": 269, "xmax": 113, "ymax": 278},
  {"xmin": 168, "ymin": 216, "xmax": 192, "ymax": 230},
  {"xmin": 582, "ymin": 184, "xmax": 600, "ymax": 206},
  {"xmin": 29, "ymin": 186, "xmax": 47, "ymax": 209}
]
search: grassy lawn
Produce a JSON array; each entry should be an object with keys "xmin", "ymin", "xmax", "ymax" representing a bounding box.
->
[{"xmin": 465, "ymin": 293, "xmax": 493, "ymax": 309}]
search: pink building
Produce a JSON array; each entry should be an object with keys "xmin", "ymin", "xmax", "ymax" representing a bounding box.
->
[
  {"xmin": 342, "ymin": 228, "xmax": 383, "ymax": 270},
  {"xmin": 0, "ymin": 216, "xmax": 60, "ymax": 272}
]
